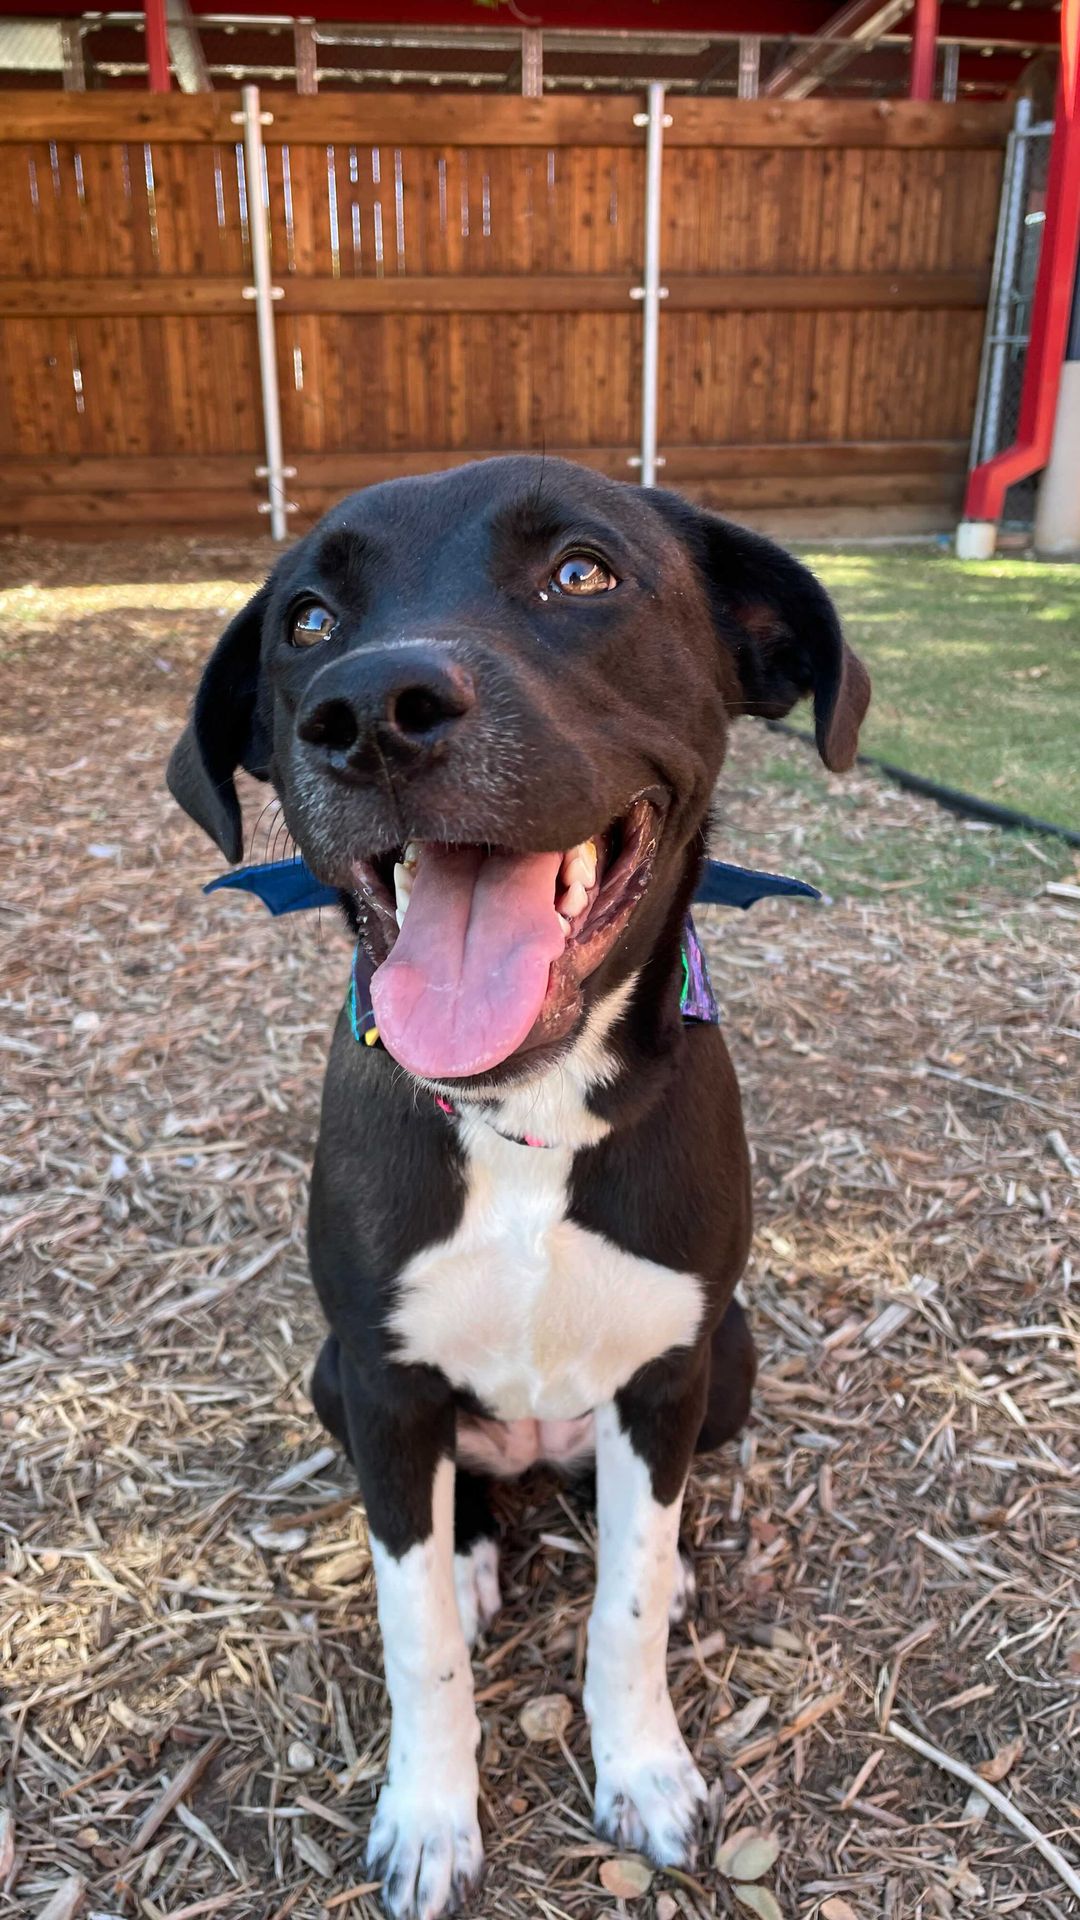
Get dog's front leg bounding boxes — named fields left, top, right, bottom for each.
left=585, top=1368, right=708, bottom=1868
left=340, top=1350, right=483, bottom=1920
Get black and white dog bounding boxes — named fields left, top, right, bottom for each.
left=168, top=457, right=869, bottom=1920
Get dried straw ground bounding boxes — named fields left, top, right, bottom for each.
left=2, top=537, right=1078, bottom=1920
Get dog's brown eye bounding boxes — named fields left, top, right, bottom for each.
left=289, top=602, right=337, bottom=648
left=551, top=554, right=616, bottom=597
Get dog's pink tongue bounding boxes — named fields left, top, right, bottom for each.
left=370, top=846, right=565, bottom=1079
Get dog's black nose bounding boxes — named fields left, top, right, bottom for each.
left=297, top=649, right=476, bottom=772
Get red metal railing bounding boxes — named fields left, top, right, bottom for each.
left=145, top=0, right=170, bottom=90
left=963, top=0, right=1080, bottom=521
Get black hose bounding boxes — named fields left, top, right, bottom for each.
left=764, top=721, right=1080, bottom=850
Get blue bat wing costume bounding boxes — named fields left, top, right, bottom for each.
left=207, top=855, right=820, bottom=1042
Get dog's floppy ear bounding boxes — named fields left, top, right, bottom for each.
left=650, top=494, right=870, bottom=771
left=167, top=584, right=273, bottom=863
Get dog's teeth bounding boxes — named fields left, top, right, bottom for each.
left=393, top=861, right=414, bottom=925
left=556, top=911, right=571, bottom=935
left=560, top=880, right=588, bottom=921
left=560, top=839, right=597, bottom=890
left=401, top=841, right=421, bottom=870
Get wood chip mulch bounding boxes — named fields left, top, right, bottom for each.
left=2, top=536, right=1078, bottom=1920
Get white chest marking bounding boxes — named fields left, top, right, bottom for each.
left=389, top=992, right=703, bottom=1423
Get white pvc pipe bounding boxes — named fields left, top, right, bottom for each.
left=955, top=518, right=997, bottom=560
left=639, top=82, right=666, bottom=489
left=242, top=84, right=289, bottom=541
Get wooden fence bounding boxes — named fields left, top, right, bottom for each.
left=0, top=91, right=1011, bottom=536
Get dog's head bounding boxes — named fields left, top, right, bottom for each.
left=169, top=457, right=869, bottom=1086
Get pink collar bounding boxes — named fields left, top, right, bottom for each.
left=433, top=1092, right=551, bottom=1150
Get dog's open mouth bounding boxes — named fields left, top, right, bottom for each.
left=351, top=794, right=663, bottom=1080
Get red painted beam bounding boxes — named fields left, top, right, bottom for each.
left=909, top=0, right=938, bottom=98
left=183, top=0, right=836, bottom=25
left=939, top=6, right=1061, bottom=47
left=180, top=0, right=1062, bottom=39
left=5, top=0, right=1064, bottom=41
left=964, top=0, right=1080, bottom=524
left=144, top=0, right=170, bottom=89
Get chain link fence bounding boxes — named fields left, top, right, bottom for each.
left=969, top=103, right=1053, bottom=528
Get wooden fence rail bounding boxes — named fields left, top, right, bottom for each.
left=0, top=89, right=1010, bottom=536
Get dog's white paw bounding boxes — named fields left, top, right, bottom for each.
left=367, top=1780, right=483, bottom=1920
left=668, top=1549, right=696, bottom=1626
left=453, top=1538, right=501, bottom=1648
left=593, top=1736, right=707, bottom=1868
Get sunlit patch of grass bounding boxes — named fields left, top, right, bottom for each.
left=0, top=580, right=257, bottom=623
left=0, top=578, right=259, bottom=665
left=795, top=549, right=1080, bottom=829
left=755, top=750, right=1075, bottom=916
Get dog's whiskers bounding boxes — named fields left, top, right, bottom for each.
left=247, top=794, right=283, bottom=862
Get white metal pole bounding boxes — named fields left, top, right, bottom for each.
left=239, top=84, right=289, bottom=541
left=638, top=82, right=668, bottom=489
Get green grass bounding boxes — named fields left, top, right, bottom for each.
left=797, top=549, right=1080, bottom=831
left=756, top=751, right=1076, bottom=915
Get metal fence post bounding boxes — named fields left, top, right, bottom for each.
left=236, top=84, right=291, bottom=541
left=631, top=83, right=670, bottom=488
left=969, top=96, right=1033, bottom=472
left=521, top=29, right=543, bottom=97
left=61, top=21, right=86, bottom=89
left=738, top=37, right=761, bottom=100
